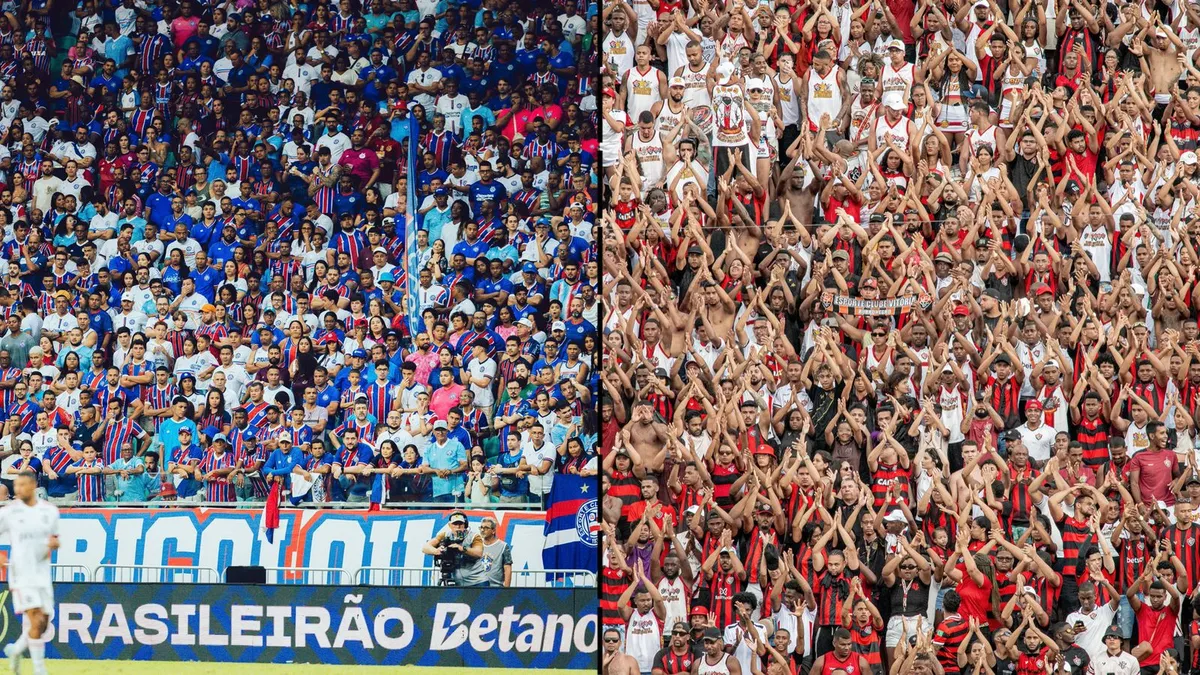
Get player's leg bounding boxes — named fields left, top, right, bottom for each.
left=2, top=610, right=29, bottom=673
left=25, top=599, right=49, bottom=675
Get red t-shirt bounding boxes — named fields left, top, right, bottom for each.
left=954, top=564, right=996, bottom=628
left=1136, top=603, right=1178, bottom=665
left=1129, top=449, right=1178, bottom=506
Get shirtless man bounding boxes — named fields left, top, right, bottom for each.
left=1138, top=19, right=1185, bottom=109
left=622, top=400, right=674, bottom=462
left=603, top=626, right=640, bottom=675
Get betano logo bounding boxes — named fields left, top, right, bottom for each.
left=37, top=601, right=597, bottom=654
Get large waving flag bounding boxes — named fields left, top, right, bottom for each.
left=541, top=474, right=599, bottom=571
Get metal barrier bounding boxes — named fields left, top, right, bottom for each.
left=0, top=564, right=90, bottom=583
left=356, top=567, right=443, bottom=586
left=510, top=569, right=597, bottom=588
left=93, top=564, right=220, bottom=584
left=355, top=566, right=596, bottom=587
left=226, top=567, right=352, bottom=585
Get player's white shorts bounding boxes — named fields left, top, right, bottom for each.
left=10, top=585, right=54, bottom=619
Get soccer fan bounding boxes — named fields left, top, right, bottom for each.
left=600, top=0, right=1200, bottom=670
left=0, top=0, right=598, bottom=510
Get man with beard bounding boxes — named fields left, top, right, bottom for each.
left=618, top=565, right=668, bottom=675
left=690, top=626, right=741, bottom=675
left=652, top=620, right=699, bottom=675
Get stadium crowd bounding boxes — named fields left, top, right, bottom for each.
left=598, top=0, right=1200, bottom=672
left=0, top=0, right=600, bottom=507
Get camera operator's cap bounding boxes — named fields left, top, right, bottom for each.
left=449, top=512, right=468, bottom=525
left=669, top=76, right=685, bottom=88
left=888, top=38, right=905, bottom=51
left=1103, top=626, right=1122, bottom=640
left=433, top=420, right=449, bottom=430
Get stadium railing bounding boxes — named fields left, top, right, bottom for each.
left=60, top=501, right=545, bottom=509
left=354, top=566, right=597, bottom=587
left=222, top=567, right=353, bottom=585
left=92, top=564, right=221, bottom=584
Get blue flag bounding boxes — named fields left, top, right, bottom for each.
left=541, top=474, right=599, bottom=571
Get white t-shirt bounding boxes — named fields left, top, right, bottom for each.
left=0, top=498, right=60, bottom=588
left=520, top=438, right=556, bottom=496
left=466, top=358, right=497, bottom=408
left=1064, top=602, right=1116, bottom=664
left=1017, top=422, right=1056, bottom=463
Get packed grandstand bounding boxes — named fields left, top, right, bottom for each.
left=599, top=0, right=1200, bottom=674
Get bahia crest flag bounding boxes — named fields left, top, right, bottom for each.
left=542, top=474, right=599, bottom=570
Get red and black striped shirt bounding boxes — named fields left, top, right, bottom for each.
left=815, top=571, right=853, bottom=627
left=1007, top=465, right=1040, bottom=528
left=848, top=622, right=883, bottom=675
left=1161, top=524, right=1200, bottom=589
left=1075, top=415, right=1110, bottom=467
left=933, top=614, right=969, bottom=675
left=652, top=647, right=697, bottom=674
left=870, top=463, right=910, bottom=508
left=1118, top=537, right=1151, bottom=592
left=989, top=376, right=1022, bottom=429
left=1057, top=516, right=1092, bottom=578
left=601, top=565, right=629, bottom=626
left=708, top=571, right=744, bottom=630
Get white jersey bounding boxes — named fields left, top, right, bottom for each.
left=603, top=32, right=635, bottom=78
left=676, top=64, right=714, bottom=134
left=806, top=66, right=843, bottom=131
left=656, top=99, right=687, bottom=137
left=625, top=608, right=663, bottom=672
left=1079, top=223, right=1112, bottom=282
left=966, top=125, right=999, bottom=157
left=657, top=576, right=690, bottom=632
left=698, top=653, right=733, bottom=675
left=849, top=98, right=879, bottom=147
left=776, top=74, right=800, bottom=127
left=874, top=115, right=911, bottom=152
left=940, top=384, right=966, bottom=444
left=0, top=497, right=59, bottom=588
left=712, top=83, right=749, bottom=147
left=632, top=130, right=665, bottom=191
left=881, top=61, right=915, bottom=105
left=1034, top=383, right=1070, bottom=433
left=626, top=66, right=663, bottom=124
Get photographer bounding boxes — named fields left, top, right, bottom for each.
left=422, top=510, right=487, bottom=587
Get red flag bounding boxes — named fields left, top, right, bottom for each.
left=263, top=480, right=281, bottom=543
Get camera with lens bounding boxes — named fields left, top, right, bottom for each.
left=436, top=536, right=465, bottom=586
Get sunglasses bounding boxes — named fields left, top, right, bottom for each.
left=899, top=564, right=917, bottom=570
left=673, top=630, right=688, bottom=636
left=603, top=638, right=620, bottom=644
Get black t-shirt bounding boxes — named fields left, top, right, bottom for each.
left=808, top=381, right=844, bottom=436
